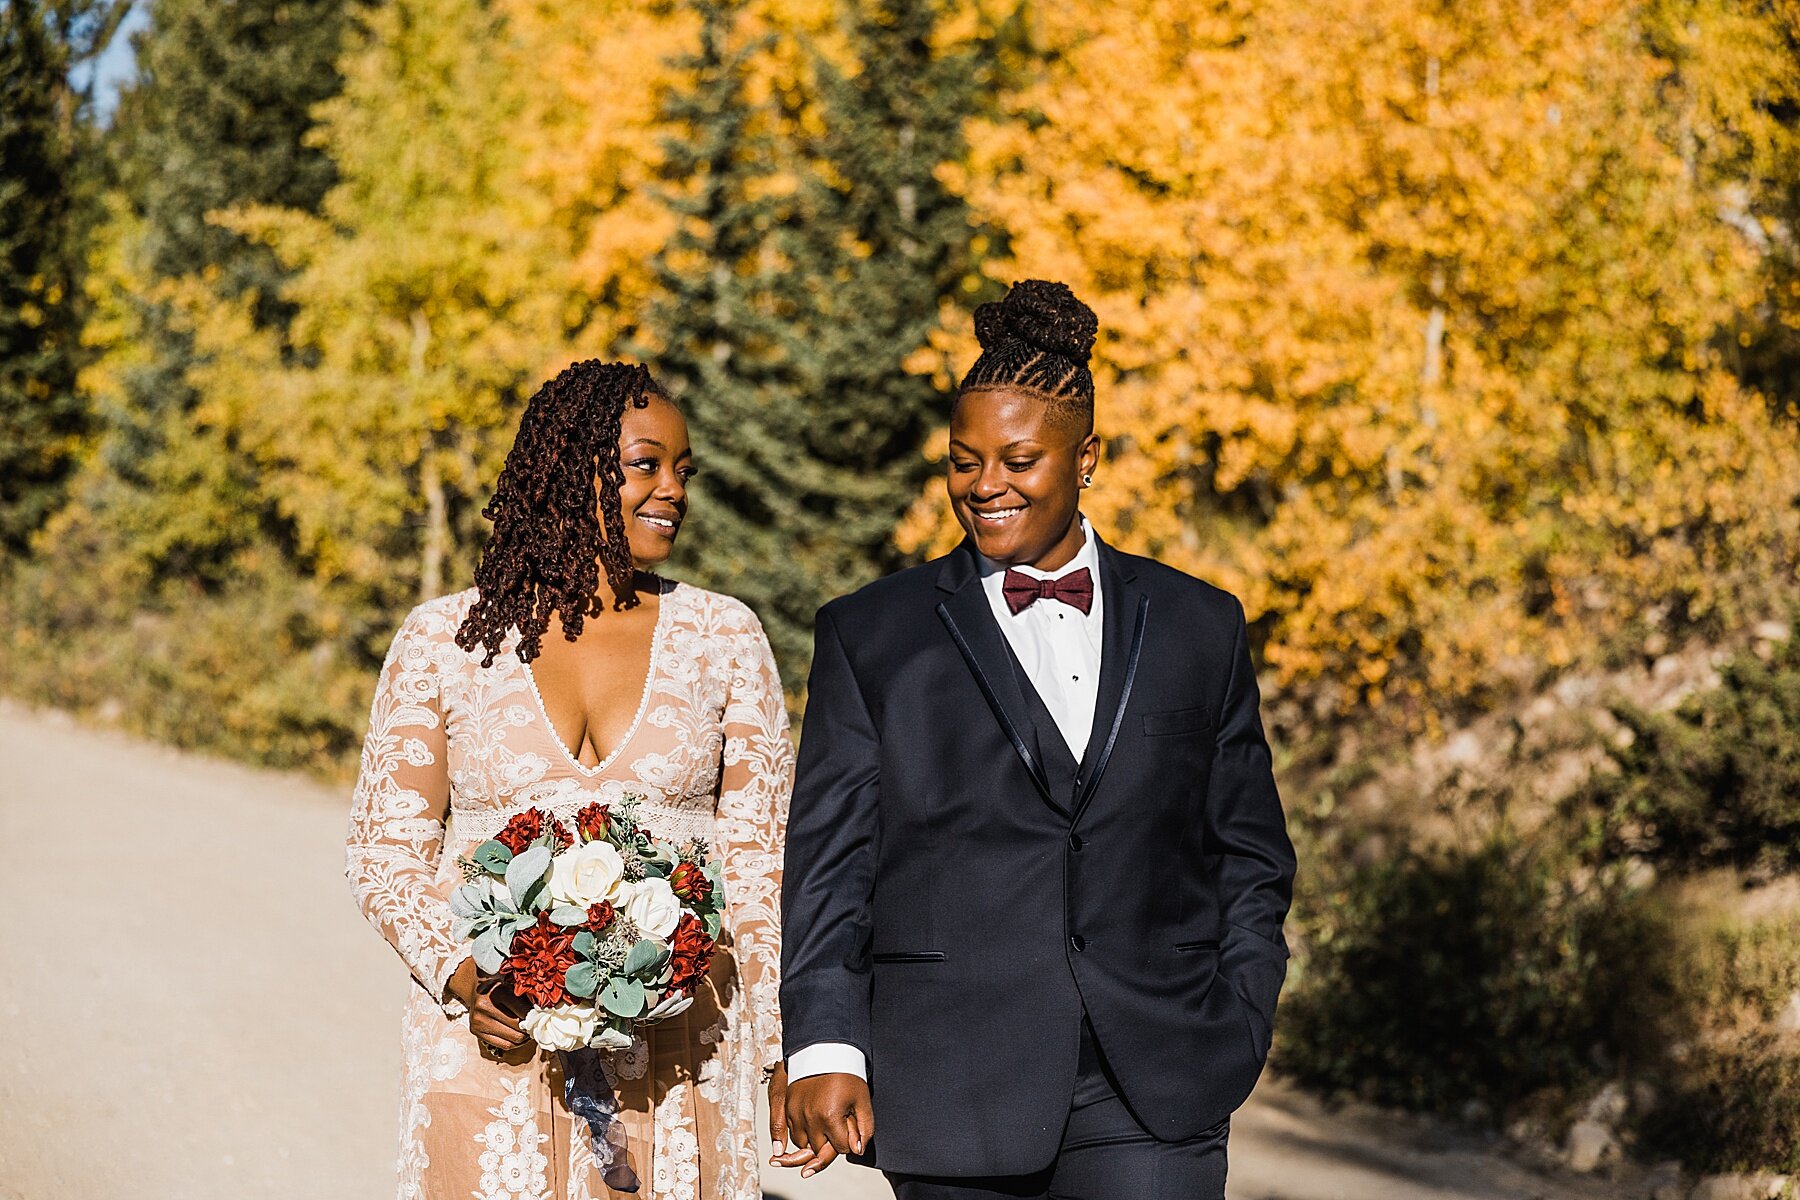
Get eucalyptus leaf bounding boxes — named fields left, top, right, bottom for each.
left=504, top=912, right=538, bottom=934
left=471, top=840, right=513, bottom=873
left=550, top=905, right=589, bottom=927
left=506, top=845, right=552, bottom=909
left=624, top=939, right=665, bottom=977
left=599, top=976, right=647, bottom=1019
left=473, top=927, right=507, bottom=974
left=572, top=931, right=598, bottom=959
left=702, top=912, right=722, bottom=941
left=448, top=884, right=487, bottom=920
left=565, top=962, right=600, bottom=1000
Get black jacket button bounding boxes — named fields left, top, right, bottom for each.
left=1070, top=933, right=1086, bottom=952
left=1068, top=833, right=1084, bottom=852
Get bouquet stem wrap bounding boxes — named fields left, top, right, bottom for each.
left=562, top=1048, right=639, bottom=1193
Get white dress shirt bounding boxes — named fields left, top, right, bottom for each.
left=787, top=520, right=1106, bottom=1085
left=976, top=518, right=1105, bottom=761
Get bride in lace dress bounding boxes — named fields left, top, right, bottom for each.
left=346, top=361, right=793, bottom=1200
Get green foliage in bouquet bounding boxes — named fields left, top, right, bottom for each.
left=448, top=839, right=540, bottom=973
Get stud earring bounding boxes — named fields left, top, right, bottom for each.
left=1081, top=474, right=1093, bottom=487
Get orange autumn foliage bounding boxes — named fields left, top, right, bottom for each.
left=901, top=0, right=1800, bottom=735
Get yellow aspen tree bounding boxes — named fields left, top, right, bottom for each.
left=906, top=0, right=1800, bottom=735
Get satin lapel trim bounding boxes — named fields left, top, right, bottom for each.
left=936, top=586, right=1064, bottom=816
left=1073, top=545, right=1148, bottom=820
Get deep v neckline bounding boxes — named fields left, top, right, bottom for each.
left=517, top=583, right=677, bottom=778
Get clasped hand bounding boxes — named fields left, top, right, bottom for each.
left=451, top=961, right=876, bottom=1176
left=769, top=1069, right=875, bottom=1178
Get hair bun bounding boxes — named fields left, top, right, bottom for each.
left=973, top=279, right=1097, bottom=366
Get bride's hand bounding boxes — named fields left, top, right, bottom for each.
left=445, top=958, right=529, bottom=1057
left=766, top=1062, right=790, bottom=1161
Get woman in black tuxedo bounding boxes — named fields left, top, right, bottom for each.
left=774, top=280, right=1295, bottom=1200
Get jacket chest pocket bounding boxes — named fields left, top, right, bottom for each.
left=1142, top=707, right=1212, bottom=738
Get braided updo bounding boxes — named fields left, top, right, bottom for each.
left=455, top=360, right=661, bottom=667
left=957, top=279, right=1098, bottom=432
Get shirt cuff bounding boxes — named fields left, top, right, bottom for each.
left=788, top=1042, right=868, bottom=1082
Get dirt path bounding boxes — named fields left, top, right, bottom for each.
left=0, top=702, right=1659, bottom=1200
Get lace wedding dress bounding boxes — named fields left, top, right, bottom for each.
left=346, top=581, right=792, bottom=1199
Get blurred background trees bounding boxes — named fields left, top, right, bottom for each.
left=0, top=0, right=130, bottom=549
left=3, top=0, right=1798, bottom=1176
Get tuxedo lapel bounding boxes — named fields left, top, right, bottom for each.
left=1073, top=540, right=1148, bottom=821
left=934, top=544, right=1065, bottom=816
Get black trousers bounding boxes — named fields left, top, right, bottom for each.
left=885, top=1020, right=1229, bottom=1200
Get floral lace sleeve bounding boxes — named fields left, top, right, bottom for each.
left=345, top=602, right=469, bottom=1016
left=715, top=605, right=795, bottom=1070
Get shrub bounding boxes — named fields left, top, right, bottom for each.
left=1280, top=826, right=1673, bottom=1116
left=1642, top=1034, right=1800, bottom=1174
left=1577, top=623, right=1800, bottom=876
left=1634, top=916, right=1800, bottom=1173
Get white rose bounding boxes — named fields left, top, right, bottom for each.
left=521, top=1003, right=599, bottom=1052
left=549, top=840, right=625, bottom=908
left=621, top=876, right=682, bottom=939
left=590, top=1025, right=634, bottom=1052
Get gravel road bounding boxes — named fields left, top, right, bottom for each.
left=0, top=701, right=1657, bottom=1200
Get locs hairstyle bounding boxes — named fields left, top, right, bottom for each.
left=957, top=278, right=1099, bottom=432
left=455, top=360, right=663, bottom=668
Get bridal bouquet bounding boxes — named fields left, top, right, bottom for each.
left=450, top=793, right=724, bottom=1053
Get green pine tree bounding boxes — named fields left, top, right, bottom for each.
left=111, top=0, right=350, bottom=318
left=76, top=0, right=353, bottom=586
left=639, top=0, right=811, bottom=664
left=647, top=0, right=997, bottom=680
left=0, top=0, right=130, bottom=551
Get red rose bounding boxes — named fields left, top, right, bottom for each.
left=575, top=802, right=610, bottom=843
left=666, top=913, right=714, bottom=995
left=585, top=901, right=616, bottom=932
left=496, top=808, right=572, bottom=855
left=670, top=861, right=713, bottom=906
left=495, top=809, right=544, bottom=854
left=503, top=913, right=578, bottom=1008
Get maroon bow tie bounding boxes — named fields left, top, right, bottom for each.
left=1002, top=566, right=1094, bottom=616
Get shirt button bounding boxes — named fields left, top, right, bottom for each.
left=1071, top=674, right=1080, bottom=682
left=1070, top=933, right=1087, bottom=953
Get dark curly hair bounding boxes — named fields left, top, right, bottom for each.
left=455, top=360, right=663, bottom=667
left=957, top=279, right=1098, bottom=433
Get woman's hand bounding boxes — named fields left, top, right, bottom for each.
left=766, top=1061, right=791, bottom=1162
left=445, top=958, right=529, bottom=1058
left=777, top=1072, right=874, bottom=1177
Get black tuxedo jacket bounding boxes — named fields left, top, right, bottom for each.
left=780, top=535, right=1295, bottom=1177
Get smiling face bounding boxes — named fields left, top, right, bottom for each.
left=947, top=386, right=1100, bottom=570
left=611, top=393, right=693, bottom=569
